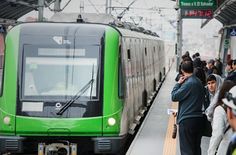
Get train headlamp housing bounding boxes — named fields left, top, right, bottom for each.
left=3, top=116, right=11, bottom=125
left=108, top=117, right=116, bottom=126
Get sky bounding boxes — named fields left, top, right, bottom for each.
left=20, top=0, right=223, bottom=60
left=21, top=0, right=178, bottom=39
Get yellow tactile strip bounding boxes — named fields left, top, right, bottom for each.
left=162, top=102, right=178, bottom=155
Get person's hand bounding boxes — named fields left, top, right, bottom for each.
left=178, top=75, right=187, bottom=84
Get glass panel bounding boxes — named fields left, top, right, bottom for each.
left=22, top=45, right=100, bottom=100
left=0, top=33, right=5, bottom=94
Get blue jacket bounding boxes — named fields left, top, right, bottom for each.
left=171, top=75, right=205, bottom=124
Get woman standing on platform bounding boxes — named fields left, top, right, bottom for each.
left=207, top=80, right=235, bottom=155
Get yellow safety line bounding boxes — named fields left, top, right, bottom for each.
left=162, top=102, right=178, bottom=155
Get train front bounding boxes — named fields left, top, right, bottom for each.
left=0, top=23, right=124, bottom=154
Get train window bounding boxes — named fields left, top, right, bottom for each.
left=127, top=49, right=131, bottom=60
left=0, top=32, right=5, bottom=95
left=21, top=45, right=100, bottom=101
left=145, top=47, right=147, bottom=56
left=153, top=47, right=155, bottom=53
left=118, top=46, right=124, bottom=98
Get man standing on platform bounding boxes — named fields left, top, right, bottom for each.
left=225, top=59, right=236, bottom=84
left=171, top=60, right=205, bottom=155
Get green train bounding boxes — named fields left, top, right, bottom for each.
left=0, top=22, right=166, bottom=154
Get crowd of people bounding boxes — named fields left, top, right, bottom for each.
left=171, top=51, right=236, bottom=155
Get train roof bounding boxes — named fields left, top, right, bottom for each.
left=50, top=13, right=161, bottom=40
left=13, top=21, right=162, bottom=42
left=115, top=27, right=162, bottom=41
left=15, top=22, right=106, bottom=37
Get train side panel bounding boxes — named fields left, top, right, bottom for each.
left=102, top=27, right=123, bottom=135
left=0, top=26, right=20, bottom=135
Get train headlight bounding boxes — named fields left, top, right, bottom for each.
left=3, top=116, right=11, bottom=125
left=108, top=117, right=116, bottom=126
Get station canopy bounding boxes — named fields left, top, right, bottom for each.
left=214, top=0, right=236, bottom=24
left=0, top=0, right=54, bottom=21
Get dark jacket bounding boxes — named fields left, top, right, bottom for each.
left=207, top=66, right=219, bottom=76
left=193, top=57, right=202, bottom=68
left=225, top=71, right=236, bottom=84
left=171, top=75, right=205, bottom=124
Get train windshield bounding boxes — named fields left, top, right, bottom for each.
left=21, top=45, right=100, bottom=101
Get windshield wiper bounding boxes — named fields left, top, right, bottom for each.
left=56, top=78, right=94, bottom=115
left=57, top=64, right=95, bottom=115
left=90, top=64, right=95, bottom=100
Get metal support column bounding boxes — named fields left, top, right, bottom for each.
left=219, top=28, right=230, bottom=76
left=109, top=0, right=112, bottom=14
left=38, top=0, right=45, bottom=21
left=219, top=28, right=228, bottom=62
left=54, top=0, right=61, bottom=12
left=105, top=0, right=109, bottom=14
left=80, top=1, right=84, bottom=13
left=105, top=0, right=112, bottom=14
left=176, top=9, right=183, bottom=71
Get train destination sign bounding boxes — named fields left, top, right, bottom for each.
left=181, top=9, right=213, bottom=19
left=179, top=0, right=216, bottom=9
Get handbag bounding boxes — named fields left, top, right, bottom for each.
left=202, top=114, right=212, bottom=137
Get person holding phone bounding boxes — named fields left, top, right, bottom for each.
left=171, top=60, right=205, bottom=155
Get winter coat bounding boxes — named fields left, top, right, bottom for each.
left=208, top=105, right=232, bottom=155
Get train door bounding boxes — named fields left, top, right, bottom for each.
left=142, top=40, right=148, bottom=106
left=125, top=38, right=135, bottom=124
left=160, top=42, right=165, bottom=77
left=157, top=42, right=162, bottom=82
left=119, top=38, right=130, bottom=135
left=146, top=42, right=151, bottom=98
left=130, top=38, right=138, bottom=118
left=136, top=39, right=143, bottom=109
left=138, top=39, right=144, bottom=107
left=133, top=39, right=140, bottom=116
left=154, top=42, right=160, bottom=84
left=151, top=42, right=156, bottom=91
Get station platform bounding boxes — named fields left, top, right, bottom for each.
left=126, top=65, right=210, bottom=155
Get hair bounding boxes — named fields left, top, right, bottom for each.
left=226, top=59, right=233, bottom=70
left=208, top=59, right=215, bottom=65
left=181, top=60, right=193, bottom=73
left=202, top=60, right=207, bottom=66
left=207, top=74, right=216, bottom=82
left=215, top=80, right=236, bottom=109
left=233, top=59, right=236, bottom=66
left=194, top=67, right=206, bottom=85
left=185, top=51, right=190, bottom=57
left=195, top=52, right=200, bottom=57
left=182, top=54, right=190, bottom=60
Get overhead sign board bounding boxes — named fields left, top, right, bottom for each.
left=179, top=0, right=216, bottom=9
left=181, top=9, right=213, bottom=19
